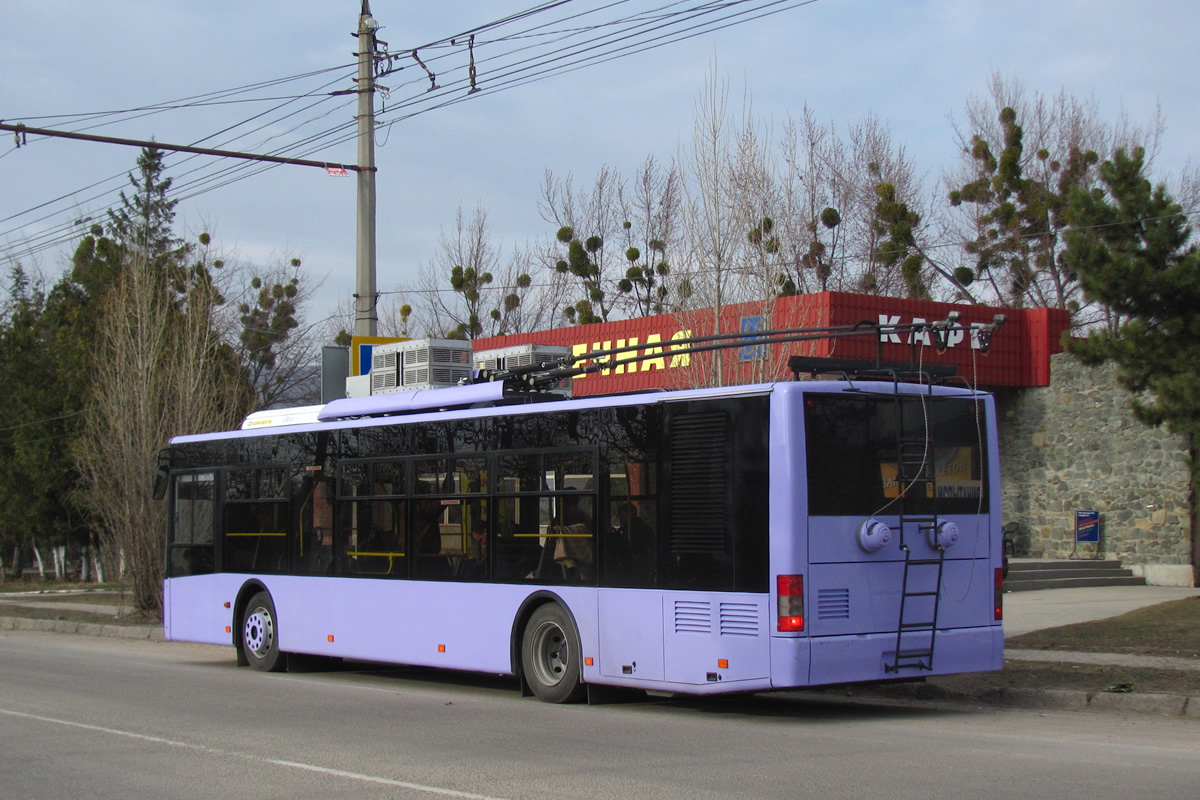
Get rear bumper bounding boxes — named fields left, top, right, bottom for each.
left=771, top=625, right=1003, bottom=688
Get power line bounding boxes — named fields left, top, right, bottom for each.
left=7, top=64, right=357, bottom=129
left=1, top=1, right=821, bottom=266
left=0, top=78, right=358, bottom=259
left=200, top=1, right=818, bottom=178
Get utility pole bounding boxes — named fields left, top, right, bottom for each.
left=355, top=0, right=379, bottom=337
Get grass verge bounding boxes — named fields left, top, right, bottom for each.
left=0, top=580, right=151, bottom=624
left=1005, top=596, right=1200, bottom=658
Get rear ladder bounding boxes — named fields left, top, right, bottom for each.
left=887, top=390, right=945, bottom=673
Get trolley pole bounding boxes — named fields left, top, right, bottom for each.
left=355, top=0, right=379, bottom=337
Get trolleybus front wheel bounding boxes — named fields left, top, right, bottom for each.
left=242, top=591, right=287, bottom=672
left=521, top=603, right=586, bottom=703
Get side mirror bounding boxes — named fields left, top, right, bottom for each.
left=152, top=449, right=171, bottom=501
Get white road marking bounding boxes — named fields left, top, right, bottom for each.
left=0, top=706, right=510, bottom=800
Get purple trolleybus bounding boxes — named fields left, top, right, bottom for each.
left=161, top=375, right=1004, bottom=702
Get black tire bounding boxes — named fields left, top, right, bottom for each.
left=521, top=603, right=586, bottom=703
left=241, top=591, right=287, bottom=672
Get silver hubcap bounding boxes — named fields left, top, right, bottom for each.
left=244, top=606, right=274, bottom=658
left=530, top=621, right=569, bottom=687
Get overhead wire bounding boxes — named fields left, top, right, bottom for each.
left=8, top=63, right=357, bottom=130
left=197, top=1, right=816, bottom=177
left=375, top=0, right=817, bottom=126
left=142, top=5, right=750, bottom=213
left=2, top=70, right=359, bottom=260
left=2, top=1, right=818, bottom=266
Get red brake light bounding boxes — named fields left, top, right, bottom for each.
left=994, top=567, right=1004, bottom=621
left=777, top=574, right=804, bottom=632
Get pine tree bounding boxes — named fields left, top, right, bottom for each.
left=1064, top=147, right=1200, bottom=434
left=107, top=145, right=190, bottom=271
left=0, top=269, right=87, bottom=577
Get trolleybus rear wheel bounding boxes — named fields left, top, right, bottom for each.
left=521, top=603, right=586, bottom=703
left=242, top=591, right=287, bottom=672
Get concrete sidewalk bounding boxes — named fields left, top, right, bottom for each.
left=1001, top=583, right=1198, bottom=637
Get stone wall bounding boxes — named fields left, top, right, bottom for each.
left=996, top=352, right=1195, bottom=581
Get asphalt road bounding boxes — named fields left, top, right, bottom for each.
left=2, top=630, right=1199, bottom=800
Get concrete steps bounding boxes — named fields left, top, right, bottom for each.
left=1004, top=559, right=1146, bottom=592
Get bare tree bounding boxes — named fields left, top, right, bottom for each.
left=224, top=252, right=322, bottom=408
left=614, top=155, right=682, bottom=317
left=540, top=166, right=629, bottom=323
left=945, top=72, right=1164, bottom=320
left=673, top=68, right=798, bottom=387
left=776, top=108, right=850, bottom=295
left=415, top=203, right=502, bottom=338
left=76, top=248, right=250, bottom=613
left=413, top=204, right=547, bottom=339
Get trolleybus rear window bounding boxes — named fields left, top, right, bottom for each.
left=804, top=393, right=989, bottom=517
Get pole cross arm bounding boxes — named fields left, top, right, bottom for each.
left=0, top=122, right=364, bottom=173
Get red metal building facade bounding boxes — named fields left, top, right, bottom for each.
left=474, top=292, right=1070, bottom=395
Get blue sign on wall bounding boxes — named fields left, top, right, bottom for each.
left=1075, top=510, right=1100, bottom=543
left=739, top=315, right=766, bottom=361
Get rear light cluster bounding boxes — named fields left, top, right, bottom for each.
left=777, top=574, right=804, bottom=632
left=994, top=567, right=1004, bottom=621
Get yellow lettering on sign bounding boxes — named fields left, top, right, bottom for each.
left=569, top=329, right=692, bottom=378
left=571, top=342, right=590, bottom=380
left=615, top=338, right=639, bottom=374
left=669, top=329, right=692, bottom=367
left=641, top=334, right=665, bottom=371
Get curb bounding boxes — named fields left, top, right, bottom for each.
left=992, top=686, right=1196, bottom=717
left=0, top=614, right=164, bottom=642
left=845, top=679, right=1197, bottom=718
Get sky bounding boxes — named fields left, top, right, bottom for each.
left=3, top=0, right=1198, bottom=332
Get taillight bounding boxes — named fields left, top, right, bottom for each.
left=994, top=567, right=1004, bottom=621
left=777, top=574, right=804, bottom=632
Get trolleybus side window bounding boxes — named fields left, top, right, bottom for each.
left=493, top=452, right=545, bottom=581
left=222, top=467, right=290, bottom=574
left=296, top=476, right=335, bottom=575
left=337, top=459, right=407, bottom=578
left=601, top=404, right=662, bottom=588
left=495, top=448, right=598, bottom=585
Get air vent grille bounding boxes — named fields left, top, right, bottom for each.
left=673, top=599, right=711, bottom=634
left=669, top=411, right=728, bottom=553
left=719, top=602, right=759, bottom=637
left=817, top=588, right=850, bottom=620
